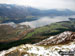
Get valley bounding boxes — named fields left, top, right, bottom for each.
left=0, top=20, right=75, bottom=51
left=0, top=3, right=75, bottom=56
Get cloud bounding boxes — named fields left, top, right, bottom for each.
left=0, top=0, right=75, bottom=11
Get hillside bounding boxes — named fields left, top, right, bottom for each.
left=24, top=21, right=75, bottom=42
left=0, top=31, right=75, bottom=56
left=35, top=31, right=75, bottom=45
left=0, top=23, right=30, bottom=43
left=0, top=21, right=75, bottom=51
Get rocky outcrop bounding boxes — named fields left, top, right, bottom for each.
left=0, top=42, right=75, bottom=56
left=35, top=31, right=75, bottom=45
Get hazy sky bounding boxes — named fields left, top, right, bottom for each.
left=0, top=0, right=75, bottom=10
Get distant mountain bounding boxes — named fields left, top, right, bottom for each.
left=0, top=4, right=75, bottom=23
left=0, top=4, right=40, bottom=23
left=40, top=9, right=75, bottom=16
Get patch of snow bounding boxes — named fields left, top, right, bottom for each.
left=0, top=42, right=75, bottom=56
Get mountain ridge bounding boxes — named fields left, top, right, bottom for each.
left=35, top=31, right=75, bottom=45
left=0, top=4, right=75, bottom=23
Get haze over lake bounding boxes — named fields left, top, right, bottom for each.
left=20, top=16, right=74, bottom=28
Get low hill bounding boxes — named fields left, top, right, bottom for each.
left=0, top=23, right=30, bottom=43
left=24, top=21, right=75, bottom=42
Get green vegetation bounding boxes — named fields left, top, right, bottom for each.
left=25, top=21, right=75, bottom=38
left=0, top=21, right=75, bottom=51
